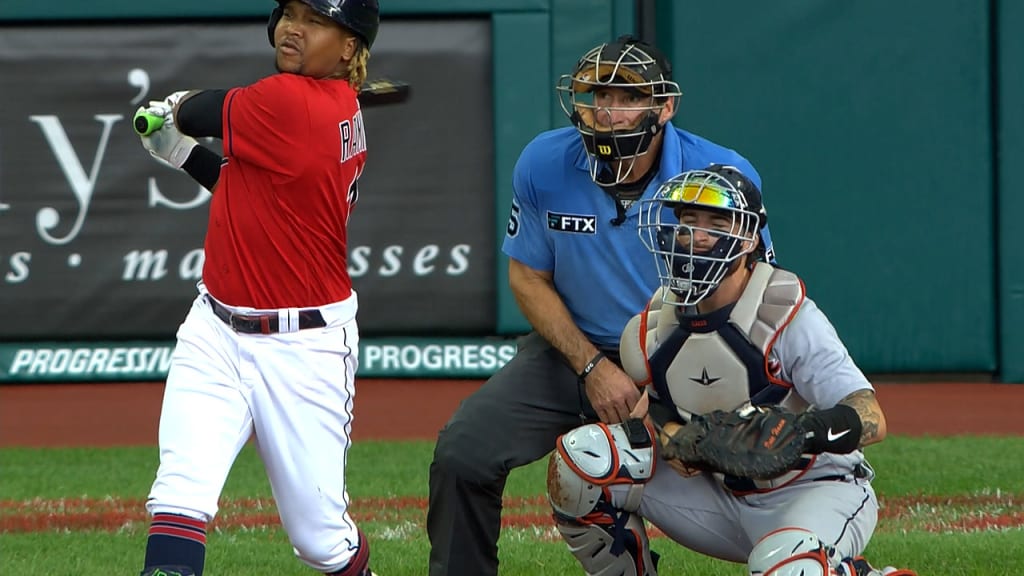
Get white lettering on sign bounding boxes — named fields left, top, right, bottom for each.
left=8, top=346, right=174, bottom=376
left=360, top=343, right=517, bottom=373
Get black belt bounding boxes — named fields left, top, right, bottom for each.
left=813, top=463, right=872, bottom=484
left=206, top=295, right=326, bottom=334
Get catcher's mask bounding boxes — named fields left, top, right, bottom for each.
left=268, top=0, right=380, bottom=49
left=638, top=164, right=767, bottom=306
left=556, top=35, right=681, bottom=187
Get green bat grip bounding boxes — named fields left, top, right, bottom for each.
left=133, top=111, right=165, bottom=136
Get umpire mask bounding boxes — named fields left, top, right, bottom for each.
left=638, top=165, right=766, bottom=306
left=557, top=36, right=681, bottom=187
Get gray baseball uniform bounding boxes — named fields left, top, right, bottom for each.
left=613, top=268, right=878, bottom=564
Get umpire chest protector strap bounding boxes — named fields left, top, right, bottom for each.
left=620, top=263, right=805, bottom=421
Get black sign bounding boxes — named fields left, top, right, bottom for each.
left=0, top=20, right=495, bottom=338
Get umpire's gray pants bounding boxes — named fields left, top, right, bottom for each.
left=427, top=332, right=603, bottom=576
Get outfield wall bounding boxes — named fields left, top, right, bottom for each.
left=1, top=1, right=1020, bottom=381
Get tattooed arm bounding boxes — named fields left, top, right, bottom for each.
left=838, top=388, right=888, bottom=447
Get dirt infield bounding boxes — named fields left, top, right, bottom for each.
left=0, top=379, right=1022, bottom=447
left=7, top=492, right=1022, bottom=534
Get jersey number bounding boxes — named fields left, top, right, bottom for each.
left=348, top=164, right=363, bottom=208
left=345, top=166, right=362, bottom=225
left=506, top=199, right=521, bottom=237
left=348, top=177, right=359, bottom=207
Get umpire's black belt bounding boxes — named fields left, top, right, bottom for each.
left=206, top=295, right=326, bottom=335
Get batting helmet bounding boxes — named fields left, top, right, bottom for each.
left=638, top=164, right=766, bottom=306
left=556, top=35, right=681, bottom=186
left=268, top=0, right=380, bottom=49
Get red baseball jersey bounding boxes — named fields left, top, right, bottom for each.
left=203, top=73, right=366, bottom=308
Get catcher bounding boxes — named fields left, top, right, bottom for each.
left=545, top=164, right=916, bottom=576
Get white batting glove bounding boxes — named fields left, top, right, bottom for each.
left=145, top=100, right=174, bottom=125
left=142, top=90, right=191, bottom=125
left=161, top=90, right=191, bottom=112
left=137, top=106, right=198, bottom=169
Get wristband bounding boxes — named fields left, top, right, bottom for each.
left=800, top=404, right=863, bottom=454
left=577, top=351, right=607, bottom=383
left=182, top=146, right=223, bottom=192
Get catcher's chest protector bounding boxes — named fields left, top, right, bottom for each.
left=620, top=263, right=805, bottom=421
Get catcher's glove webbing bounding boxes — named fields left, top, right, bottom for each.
left=657, top=405, right=808, bottom=480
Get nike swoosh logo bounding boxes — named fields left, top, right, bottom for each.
left=827, top=428, right=851, bottom=442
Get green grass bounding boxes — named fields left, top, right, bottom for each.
left=2, top=436, right=1023, bottom=575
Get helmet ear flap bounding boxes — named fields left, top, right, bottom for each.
left=267, top=5, right=283, bottom=47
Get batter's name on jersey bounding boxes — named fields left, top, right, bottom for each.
left=547, top=211, right=597, bottom=234
left=340, top=109, right=367, bottom=162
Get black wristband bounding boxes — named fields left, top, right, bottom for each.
left=800, top=404, right=863, bottom=454
left=177, top=89, right=227, bottom=139
left=182, top=145, right=223, bottom=192
left=577, top=351, right=607, bottom=383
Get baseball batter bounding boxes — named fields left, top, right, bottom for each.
left=546, top=165, right=915, bottom=575
left=132, top=1, right=379, bottom=575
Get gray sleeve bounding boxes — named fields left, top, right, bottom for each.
left=773, top=297, right=873, bottom=409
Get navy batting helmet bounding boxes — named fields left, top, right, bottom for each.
left=268, top=0, right=380, bottom=49
left=639, top=164, right=767, bottom=306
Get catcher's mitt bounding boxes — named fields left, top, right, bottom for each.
left=658, top=404, right=808, bottom=479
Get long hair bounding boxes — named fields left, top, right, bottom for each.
left=346, top=44, right=370, bottom=90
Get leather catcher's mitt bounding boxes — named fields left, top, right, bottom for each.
left=658, top=404, right=808, bottom=479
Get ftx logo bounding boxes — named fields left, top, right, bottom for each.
left=547, top=211, right=597, bottom=234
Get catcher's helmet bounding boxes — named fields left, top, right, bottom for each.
left=556, top=35, right=681, bottom=186
left=268, top=0, right=380, bottom=49
left=638, top=164, right=766, bottom=306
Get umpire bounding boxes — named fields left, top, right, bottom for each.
left=426, top=36, right=775, bottom=575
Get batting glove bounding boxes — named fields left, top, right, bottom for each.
left=161, top=89, right=191, bottom=113
left=142, top=90, right=191, bottom=125
left=137, top=106, right=198, bottom=169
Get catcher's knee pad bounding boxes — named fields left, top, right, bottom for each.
left=547, top=419, right=656, bottom=518
left=556, top=512, right=659, bottom=576
left=748, top=528, right=832, bottom=576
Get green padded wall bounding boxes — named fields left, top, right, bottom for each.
left=659, top=1, right=995, bottom=373
left=4, top=0, right=1012, bottom=378
left=998, top=0, right=1024, bottom=383
left=0, top=0, right=549, bottom=19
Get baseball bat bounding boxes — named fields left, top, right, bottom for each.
left=133, top=78, right=411, bottom=137
left=358, top=78, right=412, bottom=107
left=134, top=110, right=165, bottom=137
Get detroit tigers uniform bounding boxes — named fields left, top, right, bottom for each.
left=145, top=72, right=369, bottom=574
left=427, top=124, right=773, bottom=575
left=609, top=266, right=879, bottom=566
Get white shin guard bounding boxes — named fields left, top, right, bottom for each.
left=556, top=512, right=658, bottom=576
left=548, top=421, right=658, bottom=576
left=748, top=528, right=832, bottom=576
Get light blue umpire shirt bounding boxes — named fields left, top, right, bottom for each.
left=502, top=125, right=774, bottom=348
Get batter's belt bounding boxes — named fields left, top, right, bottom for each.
left=206, top=295, right=327, bottom=334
